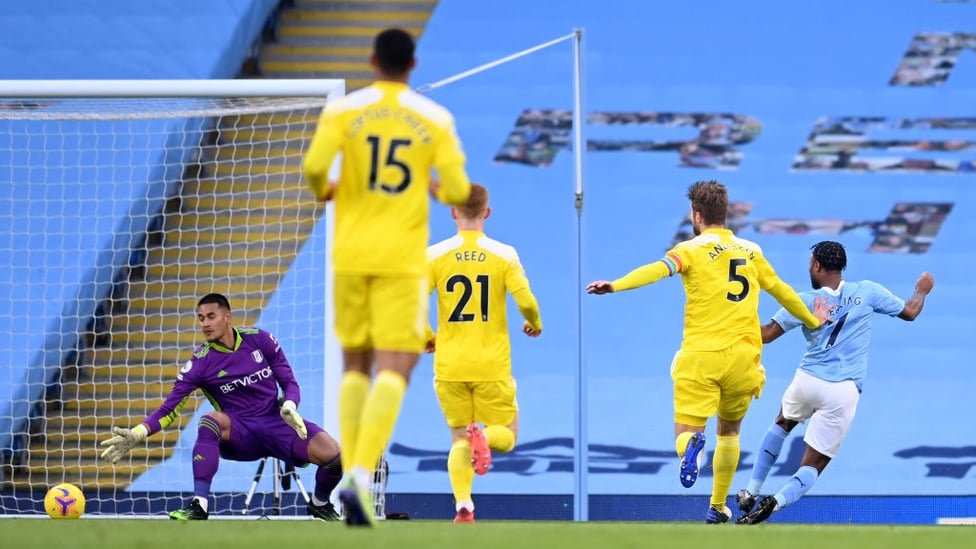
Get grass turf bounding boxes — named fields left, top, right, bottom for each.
left=3, top=519, right=975, bottom=549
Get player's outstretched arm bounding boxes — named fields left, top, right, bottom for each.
left=99, top=424, right=148, bottom=464
left=588, top=257, right=676, bottom=295
left=100, top=368, right=198, bottom=463
left=585, top=280, right=614, bottom=294
left=898, top=272, right=934, bottom=321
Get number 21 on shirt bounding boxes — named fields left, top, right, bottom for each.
left=447, top=274, right=489, bottom=322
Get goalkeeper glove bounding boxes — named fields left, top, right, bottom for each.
left=280, top=400, right=308, bottom=440
left=99, top=424, right=148, bottom=463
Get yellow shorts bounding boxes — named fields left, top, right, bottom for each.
left=670, top=337, right=765, bottom=426
left=333, top=273, right=427, bottom=353
left=433, top=378, right=518, bottom=428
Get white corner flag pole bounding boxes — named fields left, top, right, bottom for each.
left=571, top=27, right=588, bottom=523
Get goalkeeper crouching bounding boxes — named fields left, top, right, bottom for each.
left=100, top=293, right=343, bottom=521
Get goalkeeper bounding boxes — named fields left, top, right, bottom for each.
left=100, top=293, right=343, bottom=521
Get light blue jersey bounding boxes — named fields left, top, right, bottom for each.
left=771, top=280, right=905, bottom=391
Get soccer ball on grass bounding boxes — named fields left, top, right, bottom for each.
left=44, top=483, right=85, bottom=519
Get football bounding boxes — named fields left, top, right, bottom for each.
left=44, top=483, right=85, bottom=519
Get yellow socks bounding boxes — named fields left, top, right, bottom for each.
left=338, top=371, right=370, bottom=471
left=484, top=425, right=516, bottom=453
left=448, top=439, right=474, bottom=506
left=351, top=370, right=407, bottom=474
left=675, top=431, right=694, bottom=457
left=711, top=434, right=740, bottom=508
left=448, top=426, right=514, bottom=510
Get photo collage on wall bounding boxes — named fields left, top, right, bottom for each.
left=493, top=109, right=572, bottom=167
left=889, top=32, right=976, bottom=86
left=585, top=111, right=761, bottom=169
left=792, top=116, right=976, bottom=173
left=493, top=110, right=762, bottom=169
left=668, top=202, right=953, bottom=254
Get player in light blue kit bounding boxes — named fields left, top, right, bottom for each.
left=99, top=293, right=343, bottom=521
left=736, top=241, right=934, bottom=524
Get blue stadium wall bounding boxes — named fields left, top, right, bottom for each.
left=0, top=0, right=290, bottom=466
left=3, top=0, right=976, bottom=524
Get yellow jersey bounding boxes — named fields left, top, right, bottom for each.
left=302, top=81, right=471, bottom=275
left=427, top=230, right=542, bottom=381
left=612, top=228, right=819, bottom=351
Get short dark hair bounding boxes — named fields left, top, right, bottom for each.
left=374, top=28, right=415, bottom=76
left=197, top=293, right=231, bottom=311
left=686, top=180, right=729, bottom=226
left=811, top=241, right=847, bottom=272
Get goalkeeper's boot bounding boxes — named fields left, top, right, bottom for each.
left=737, top=488, right=757, bottom=513
left=467, top=423, right=492, bottom=476
left=169, top=498, right=208, bottom=521
left=679, top=432, right=706, bottom=488
left=735, top=496, right=777, bottom=525
left=453, top=507, right=475, bottom=524
left=704, top=505, right=732, bottom=524
left=307, top=500, right=341, bottom=521
left=338, top=476, right=376, bottom=527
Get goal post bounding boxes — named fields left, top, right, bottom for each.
left=0, top=79, right=345, bottom=516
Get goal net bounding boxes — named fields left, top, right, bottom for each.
left=0, top=79, right=346, bottom=517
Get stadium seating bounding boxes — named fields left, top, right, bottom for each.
left=258, top=0, right=435, bottom=91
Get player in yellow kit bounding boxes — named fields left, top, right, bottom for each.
left=302, top=28, right=472, bottom=527
left=586, top=180, right=831, bottom=524
left=426, top=184, right=542, bottom=524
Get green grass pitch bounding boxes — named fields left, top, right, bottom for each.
left=3, top=519, right=974, bottom=549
